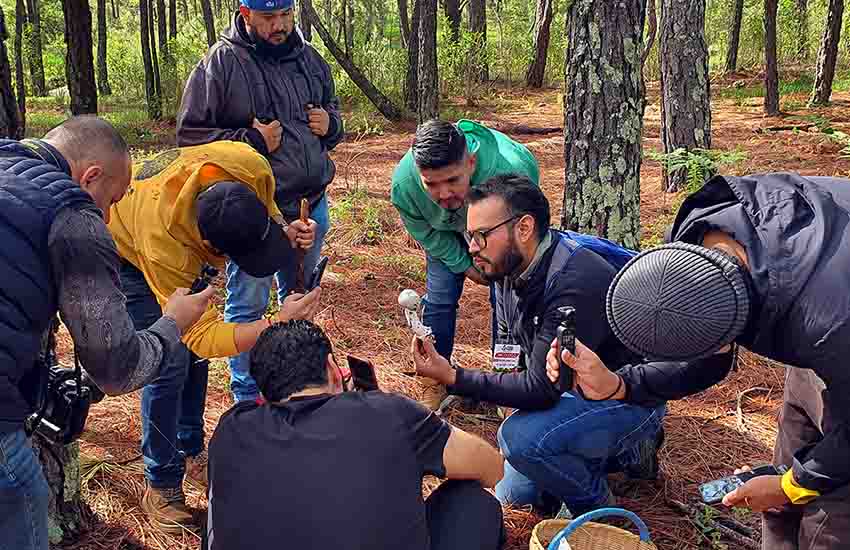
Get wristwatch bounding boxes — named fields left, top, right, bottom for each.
left=781, top=469, right=820, bottom=505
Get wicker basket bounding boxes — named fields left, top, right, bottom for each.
left=529, top=507, right=657, bottom=550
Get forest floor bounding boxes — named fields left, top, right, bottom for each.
left=45, top=71, right=850, bottom=550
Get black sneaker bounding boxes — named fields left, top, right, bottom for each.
left=625, top=426, right=665, bottom=480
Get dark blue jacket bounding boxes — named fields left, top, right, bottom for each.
left=0, top=139, right=97, bottom=434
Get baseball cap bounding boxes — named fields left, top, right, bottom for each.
left=240, top=0, right=294, bottom=11
left=606, top=242, right=751, bottom=361
left=197, top=181, right=294, bottom=278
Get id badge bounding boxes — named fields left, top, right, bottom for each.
left=493, top=343, right=522, bottom=372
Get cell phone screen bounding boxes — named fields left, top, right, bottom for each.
left=307, top=256, right=329, bottom=291
left=347, top=355, right=379, bottom=392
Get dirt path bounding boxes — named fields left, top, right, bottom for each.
left=64, top=83, right=850, bottom=550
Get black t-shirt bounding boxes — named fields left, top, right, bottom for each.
left=207, top=391, right=452, bottom=550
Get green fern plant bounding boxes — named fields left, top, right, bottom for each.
left=648, top=148, right=748, bottom=193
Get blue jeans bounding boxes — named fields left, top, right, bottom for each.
left=225, top=194, right=330, bottom=402
left=423, top=250, right=496, bottom=361
left=0, top=429, right=49, bottom=550
left=120, top=261, right=208, bottom=489
left=495, top=393, right=665, bottom=516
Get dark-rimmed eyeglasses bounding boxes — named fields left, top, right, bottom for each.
left=465, top=215, right=520, bottom=249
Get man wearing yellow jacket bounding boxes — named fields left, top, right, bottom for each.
left=108, top=141, right=320, bottom=533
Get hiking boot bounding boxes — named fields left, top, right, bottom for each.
left=556, top=489, right=616, bottom=520
left=419, top=378, right=447, bottom=411
left=625, top=426, right=665, bottom=480
left=185, top=451, right=208, bottom=488
left=142, top=485, right=196, bottom=535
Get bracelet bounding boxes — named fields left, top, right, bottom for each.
left=597, top=375, right=624, bottom=401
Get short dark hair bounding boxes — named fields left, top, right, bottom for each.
left=249, top=320, right=332, bottom=402
left=411, top=120, right=467, bottom=170
left=43, top=115, right=129, bottom=165
left=467, top=173, right=550, bottom=241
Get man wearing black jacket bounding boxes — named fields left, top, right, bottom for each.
left=553, top=173, right=850, bottom=550
left=412, top=174, right=665, bottom=517
left=176, top=0, right=344, bottom=403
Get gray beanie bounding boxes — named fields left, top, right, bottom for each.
left=606, top=243, right=751, bottom=361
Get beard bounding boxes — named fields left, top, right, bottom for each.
left=249, top=26, right=297, bottom=59
left=474, top=237, right=524, bottom=283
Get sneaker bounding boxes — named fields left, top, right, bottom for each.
left=141, top=485, right=196, bottom=535
left=625, top=426, right=665, bottom=480
left=419, top=378, right=448, bottom=411
left=185, top=451, right=208, bottom=488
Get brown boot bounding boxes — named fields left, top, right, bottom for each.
left=141, top=485, right=196, bottom=535
left=419, top=377, right=447, bottom=411
left=185, top=451, right=209, bottom=488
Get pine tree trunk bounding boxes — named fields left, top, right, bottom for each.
left=25, top=0, right=45, bottom=96
left=299, top=0, right=313, bottom=41
left=467, top=0, right=487, bottom=81
left=0, top=6, right=21, bottom=139
left=96, top=0, right=110, bottom=95
left=809, top=0, right=843, bottom=106
left=32, top=438, right=89, bottom=545
left=200, top=0, right=216, bottom=46
left=444, top=0, right=460, bottom=43
left=795, top=0, right=808, bottom=61
left=562, top=0, right=645, bottom=250
left=398, top=0, right=410, bottom=48
left=140, top=0, right=161, bottom=119
left=343, top=0, right=354, bottom=55
left=659, top=0, right=711, bottom=192
left=405, top=0, right=420, bottom=110
left=14, top=0, right=25, bottom=134
left=157, top=0, right=168, bottom=59
left=150, top=3, right=162, bottom=100
left=724, top=0, right=743, bottom=72
left=169, top=0, right=177, bottom=38
left=62, top=0, right=97, bottom=114
left=525, top=0, right=554, bottom=88
left=763, top=0, right=780, bottom=115
left=417, top=0, right=437, bottom=121
left=111, top=0, right=118, bottom=19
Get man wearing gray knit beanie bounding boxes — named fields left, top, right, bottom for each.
left=547, top=172, right=850, bottom=550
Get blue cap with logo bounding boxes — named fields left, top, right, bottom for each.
left=240, top=0, right=294, bottom=10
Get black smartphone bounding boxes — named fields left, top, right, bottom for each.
left=555, top=306, right=575, bottom=393
left=347, top=355, right=379, bottom=391
left=190, top=264, right=219, bottom=294
left=699, top=464, right=787, bottom=504
left=306, top=256, right=329, bottom=292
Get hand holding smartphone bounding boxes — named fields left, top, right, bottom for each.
left=347, top=355, right=379, bottom=391
left=306, top=256, right=329, bottom=292
left=555, top=306, right=576, bottom=393
left=699, top=464, right=788, bottom=504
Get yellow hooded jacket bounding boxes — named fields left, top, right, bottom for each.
left=108, top=141, right=281, bottom=359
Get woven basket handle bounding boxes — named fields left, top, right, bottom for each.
left=547, top=507, right=651, bottom=549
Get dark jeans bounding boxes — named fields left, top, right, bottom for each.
left=0, top=429, right=50, bottom=550
left=120, top=261, right=208, bottom=488
left=762, top=368, right=850, bottom=550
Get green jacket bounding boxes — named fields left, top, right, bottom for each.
left=390, top=120, right=540, bottom=273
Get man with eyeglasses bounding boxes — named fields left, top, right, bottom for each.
left=412, top=174, right=666, bottom=518
left=391, top=119, right=539, bottom=410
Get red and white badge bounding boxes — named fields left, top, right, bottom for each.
left=492, top=343, right=522, bottom=372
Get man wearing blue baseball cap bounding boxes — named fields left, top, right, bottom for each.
left=176, top=0, right=343, bottom=403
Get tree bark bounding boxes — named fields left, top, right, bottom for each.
left=562, top=0, right=645, bottom=251
left=795, top=0, right=808, bottom=61
left=96, top=0, right=110, bottom=95
left=809, top=0, right=843, bottom=106
left=344, top=0, right=354, bottom=55
left=140, top=0, right=161, bottom=119
left=467, top=0, right=487, bottom=81
left=150, top=3, right=162, bottom=100
left=301, top=0, right=403, bottom=119
left=0, top=6, right=21, bottom=139
left=111, top=0, right=118, bottom=19
left=398, top=0, right=410, bottom=47
left=32, top=438, right=89, bottom=545
left=157, top=0, right=169, bottom=59
left=169, top=0, right=177, bottom=38
left=525, top=0, right=554, bottom=88
left=444, top=0, right=460, bottom=43
left=62, top=0, right=97, bottom=114
left=763, top=0, right=779, bottom=115
left=724, top=0, right=743, bottom=72
left=200, top=0, right=216, bottom=46
left=299, top=0, right=313, bottom=41
left=14, top=0, right=25, bottom=135
left=417, top=0, right=437, bottom=121
left=659, top=0, right=711, bottom=192
left=641, top=0, right=656, bottom=67
left=405, top=0, right=421, bottom=109
left=25, top=0, right=45, bottom=96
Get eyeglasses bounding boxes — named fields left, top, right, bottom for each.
left=465, top=215, right=520, bottom=249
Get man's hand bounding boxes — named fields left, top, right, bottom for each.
left=163, top=286, right=217, bottom=334
left=464, top=265, right=488, bottom=286
left=275, top=288, right=322, bottom=323
left=285, top=218, right=317, bottom=250
left=307, top=105, right=330, bottom=137
left=252, top=118, right=282, bottom=152
left=411, top=336, right=456, bottom=385
left=722, top=467, right=789, bottom=512
left=546, top=337, right=623, bottom=400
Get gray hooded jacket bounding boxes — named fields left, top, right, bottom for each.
left=177, top=14, right=344, bottom=218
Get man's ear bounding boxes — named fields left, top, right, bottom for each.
left=78, top=165, right=103, bottom=190
left=516, top=214, right=536, bottom=243
left=238, top=5, right=251, bottom=19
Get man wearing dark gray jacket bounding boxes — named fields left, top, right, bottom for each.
left=176, top=0, right=343, bottom=403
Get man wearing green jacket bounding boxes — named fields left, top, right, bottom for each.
left=391, top=119, right=539, bottom=409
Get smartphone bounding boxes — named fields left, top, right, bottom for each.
left=347, top=355, right=379, bottom=391
left=190, top=264, right=219, bottom=294
left=555, top=306, right=575, bottom=394
left=306, top=256, right=329, bottom=292
left=699, top=464, right=788, bottom=504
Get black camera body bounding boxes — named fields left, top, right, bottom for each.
left=190, top=264, right=219, bottom=294
left=555, top=306, right=576, bottom=394
left=26, top=366, right=94, bottom=445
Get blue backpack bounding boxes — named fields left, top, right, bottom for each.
left=550, top=229, right=637, bottom=274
